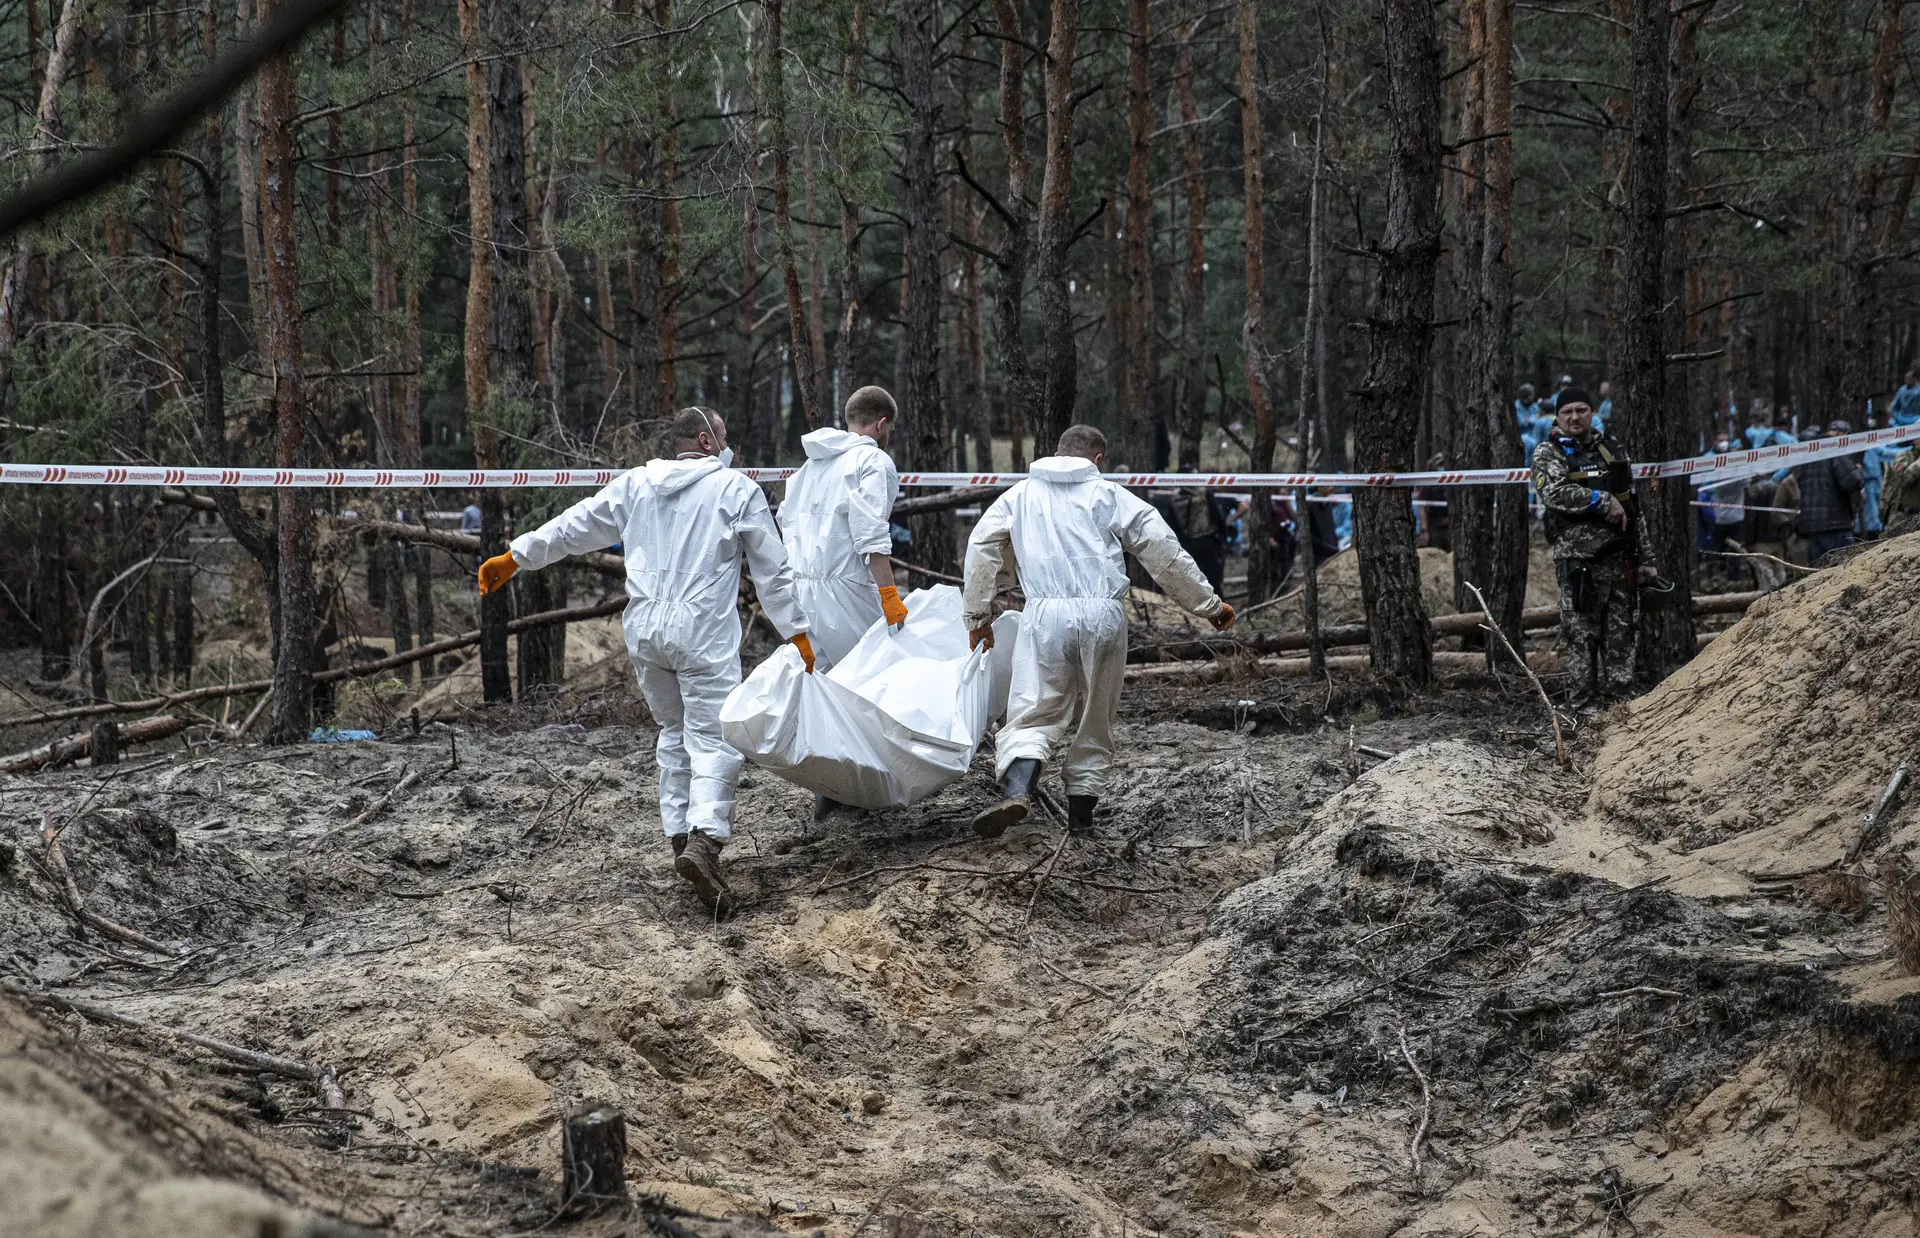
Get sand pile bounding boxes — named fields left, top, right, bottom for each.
left=1588, top=533, right=1920, bottom=880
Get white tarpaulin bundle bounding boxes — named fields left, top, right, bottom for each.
left=719, top=584, right=1021, bottom=809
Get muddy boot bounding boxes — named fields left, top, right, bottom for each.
left=1067, top=795, right=1097, bottom=834
left=973, top=759, right=1040, bottom=838
left=668, top=833, right=688, bottom=859
left=673, top=830, right=734, bottom=914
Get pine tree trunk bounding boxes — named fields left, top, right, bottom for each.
left=1118, top=0, right=1154, bottom=470
left=1034, top=0, right=1078, bottom=447
left=899, top=0, right=952, bottom=571
left=989, top=0, right=1036, bottom=471
left=1350, top=0, right=1441, bottom=687
left=37, top=501, right=71, bottom=679
left=461, top=0, right=509, bottom=703
left=1620, top=0, right=1693, bottom=678
left=1238, top=0, right=1279, bottom=603
left=767, top=0, right=820, bottom=430
left=654, top=0, right=680, bottom=414
left=1480, top=0, right=1529, bottom=654
left=259, top=0, right=316, bottom=743
left=1175, top=19, right=1207, bottom=471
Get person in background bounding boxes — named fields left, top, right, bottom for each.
left=1530, top=386, right=1659, bottom=710
left=1156, top=477, right=1233, bottom=596
left=1515, top=383, right=1542, bottom=431
left=460, top=501, right=484, bottom=579
left=1549, top=374, right=1575, bottom=410
left=1702, top=435, right=1746, bottom=556
left=1891, top=366, right=1920, bottom=426
left=1861, top=421, right=1892, bottom=540
left=1794, top=418, right=1864, bottom=563
left=1594, top=381, right=1612, bottom=433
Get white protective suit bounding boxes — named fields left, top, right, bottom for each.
left=962, top=456, right=1223, bottom=797
left=509, top=456, right=809, bottom=840
left=778, top=427, right=900, bottom=668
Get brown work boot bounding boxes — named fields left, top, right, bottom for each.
left=972, top=758, right=1040, bottom=839
left=669, top=833, right=688, bottom=858
left=674, top=830, right=734, bottom=914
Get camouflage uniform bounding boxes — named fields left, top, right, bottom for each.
left=1530, top=430, right=1655, bottom=702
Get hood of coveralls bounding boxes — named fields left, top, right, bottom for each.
left=643, top=455, right=725, bottom=494
left=800, top=427, right=878, bottom=460
left=1029, top=455, right=1100, bottom=484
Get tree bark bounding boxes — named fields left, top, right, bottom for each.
left=1238, top=0, right=1279, bottom=603
left=767, top=0, right=820, bottom=431
left=0, top=0, right=84, bottom=420
left=1480, top=0, right=1528, bottom=656
left=259, top=0, right=316, bottom=743
left=1349, top=0, right=1441, bottom=687
left=1841, top=0, right=1902, bottom=417
left=559, top=1107, right=629, bottom=1216
left=831, top=0, right=866, bottom=424
left=989, top=0, right=1037, bottom=471
left=1175, top=19, right=1207, bottom=471
left=899, top=0, right=952, bottom=570
left=1118, top=0, right=1154, bottom=470
left=1619, top=0, right=1693, bottom=677
left=1034, top=0, right=1078, bottom=447
left=654, top=0, right=680, bottom=415
left=461, top=0, right=510, bottom=703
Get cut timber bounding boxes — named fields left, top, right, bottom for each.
left=1127, top=590, right=1761, bottom=663
left=0, top=714, right=192, bottom=772
left=560, top=1105, right=629, bottom=1216
left=892, top=484, right=1006, bottom=516
left=0, top=599, right=625, bottom=730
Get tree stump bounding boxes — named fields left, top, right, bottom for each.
left=560, top=1105, right=628, bottom=1216
left=88, top=719, right=120, bottom=766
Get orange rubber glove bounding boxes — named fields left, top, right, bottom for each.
left=968, top=626, right=994, bottom=652
left=878, top=585, right=909, bottom=628
left=1209, top=602, right=1236, bottom=631
left=477, top=552, right=518, bottom=596
left=791, top=632, right=816, bottom=673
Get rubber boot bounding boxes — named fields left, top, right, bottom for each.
left=1067, top=795, right=1097, bottom=834
left=972, top=758, right=1040, bottom=839
left=669, top=833, right=688, bottom=858
left=673, top=830, right=734, bottom=914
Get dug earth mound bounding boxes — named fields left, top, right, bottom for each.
left=6, top=548, right=1920, bottom=1235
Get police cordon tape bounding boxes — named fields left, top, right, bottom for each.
left=3, top=423, right=1915, bottom=492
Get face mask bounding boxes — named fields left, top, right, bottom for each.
left=716, top=447, right=734, bottom=468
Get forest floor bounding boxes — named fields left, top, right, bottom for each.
left=4, top=537, right=1920, bottom=1237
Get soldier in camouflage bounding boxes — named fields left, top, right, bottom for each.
left=1529, top=387, right=1659, bottom=709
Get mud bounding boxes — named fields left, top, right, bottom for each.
left=6, top=543, right=1920, bottom=1235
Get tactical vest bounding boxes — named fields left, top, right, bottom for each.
left=1540, top=431, right=1635, bottom=548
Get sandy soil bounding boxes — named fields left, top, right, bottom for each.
left=4, top=539, right=1920, bottom=1235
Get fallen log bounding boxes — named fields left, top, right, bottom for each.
left=0, top=598, right=627, bottom=731
left=2, top=980, right=321, bottom=1080
left=40, top=811, right=177, bottom=954
left=1127, top=590, right=1762, bottom=664
left=890, top=485, right=1006, bottom=517
left=159, top=489, right=629, bottom=577
left=0, top=714, right=193, bottom=772
left=1127, top=630, right=1722, bottom=682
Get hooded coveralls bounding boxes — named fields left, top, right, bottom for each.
left=778, top=427, right=900, bottom=669
left=962, top=456, right=1224, bottom=797
left=509, top=457, right=808, bottom=841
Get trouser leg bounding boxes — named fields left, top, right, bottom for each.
left=1555, top=558, right=1601, bottom=701
left=1059, top=619, right=1126, bottom=798
left=1600, top=575, right=1637, bottom=696
left=635, top=661, right=690, bottom=838
left=995, top=608, right=1080, bottom=779
left=678, top=658, right=744, bottom=841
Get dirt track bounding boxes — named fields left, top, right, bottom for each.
left=7, top=544, right=1920, bottom=1236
